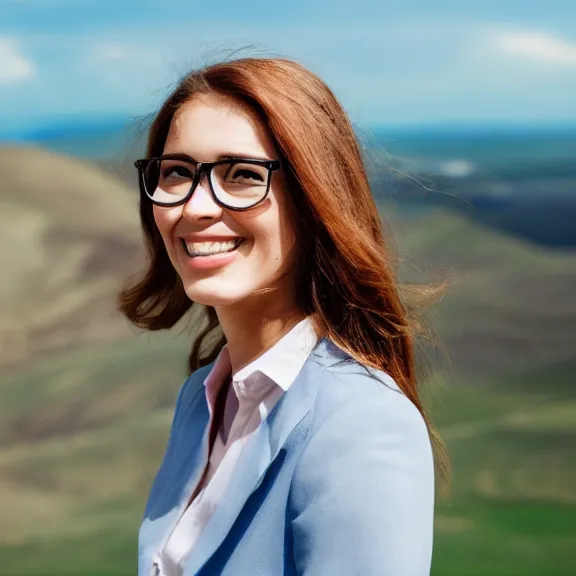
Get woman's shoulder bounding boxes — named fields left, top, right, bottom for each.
left=292, top=342, right=434, bottom=506
left=308, top=341, right=428, bottom=438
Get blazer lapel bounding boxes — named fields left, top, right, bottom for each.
left=183, top=338, right=334, bottom=575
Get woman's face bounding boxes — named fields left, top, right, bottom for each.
left=152, top=94, right=298, bottom=308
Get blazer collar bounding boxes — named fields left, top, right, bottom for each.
left=182, top=337, right=338, bottom=575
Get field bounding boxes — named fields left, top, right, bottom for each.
left=0, top=146, right=575, bottom=575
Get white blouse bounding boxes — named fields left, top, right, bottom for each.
left=153, top=317, right=318, bottom=576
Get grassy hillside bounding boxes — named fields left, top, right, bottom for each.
left=390, top=207, right=576, bottom=376
left=0, top=146, right=141, bottom=365
left=428, top=358, right=576, bottom=576
left=0, top=147, right=575, bottom=575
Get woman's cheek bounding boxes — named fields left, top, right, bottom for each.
left=153, top=207, right=179, bottom=249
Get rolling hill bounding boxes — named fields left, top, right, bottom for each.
left=389, top=206, right=576, bottom=377
left=0, top=146, right=142, bottom=366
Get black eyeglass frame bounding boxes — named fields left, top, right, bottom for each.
left=134, top=154, right=281, bottom=211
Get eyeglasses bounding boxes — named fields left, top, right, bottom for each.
left=134, top=154, right=281, bottom=211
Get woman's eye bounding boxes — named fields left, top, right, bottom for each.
left=163, top=165, right=192, bottom=180
left=230, top=168, right=264, bottom=183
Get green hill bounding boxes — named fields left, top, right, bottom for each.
left=390, top=207, right=576, bottom=377
left=0, top=148, right=575, bottom=575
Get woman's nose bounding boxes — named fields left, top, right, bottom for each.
left=181, top=175, right=223, bottom=222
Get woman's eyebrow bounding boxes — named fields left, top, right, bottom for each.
left=162, top=150, right=198, bottom=162
left=162, top=150, right=273, bottom=162
left=217, top=151, right=273, bottom=161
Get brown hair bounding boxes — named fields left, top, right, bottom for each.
left=119, top=57, right=449, bottom=484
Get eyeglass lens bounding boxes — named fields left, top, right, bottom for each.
left=142, top=159, right=271, bottom=208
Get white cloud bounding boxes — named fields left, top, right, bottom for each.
left=75, top=23, right=576, bottom=124
left=4, top=21, right=576, bottom=126
left=0, top=38, right=35, bottom=84
left=492, top=29, right=576, bottom=66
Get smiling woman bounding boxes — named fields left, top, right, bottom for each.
left=138, top=94, right=299, bottom=311
left=118, top=57, right=445, bottom=576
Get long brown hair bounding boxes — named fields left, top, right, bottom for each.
left=119, top=57, right=449, bottom=484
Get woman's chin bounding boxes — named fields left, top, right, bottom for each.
left=183, top=285, right=248, bottom=308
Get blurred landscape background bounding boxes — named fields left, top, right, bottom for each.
left=1, top=1, right=575, bottom=575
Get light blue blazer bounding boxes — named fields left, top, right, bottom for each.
left=139, top=338, right=435, bottom=575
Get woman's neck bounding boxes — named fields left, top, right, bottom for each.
left=215, top=291, right=305, bottom=375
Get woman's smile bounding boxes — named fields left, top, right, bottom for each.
left=178, top=236, right=247, bottom=270
left=180, top=237, right=244, bottom=258
left=152, top=95, right=297, bottom=306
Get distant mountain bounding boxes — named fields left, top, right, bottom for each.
left=369, top=126, right=576, bottom=249
left=372, top=172, right=576, bottom=249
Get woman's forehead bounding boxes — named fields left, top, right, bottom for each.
left=164, top=94, right=276, bottom=160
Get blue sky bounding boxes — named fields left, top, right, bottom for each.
left=1, top=0, right=576, bottom=134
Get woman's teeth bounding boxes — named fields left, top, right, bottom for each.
left=182, top=238, right=241, bottom=257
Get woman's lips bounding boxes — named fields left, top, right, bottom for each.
left=181, top=237, right=244, bottom=257
left=178, top=237, right=246, bottom=270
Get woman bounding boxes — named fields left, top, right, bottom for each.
left=120, top=57, right=441, bottom=576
